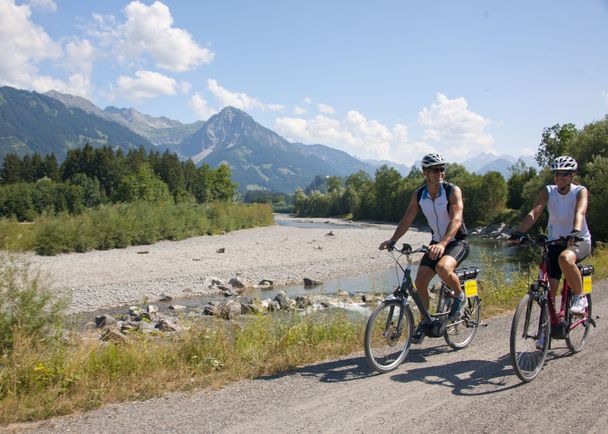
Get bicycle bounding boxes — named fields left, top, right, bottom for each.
left=364, top=243, right=482, bottom=373
left=509, top=234, right=596, bottom=382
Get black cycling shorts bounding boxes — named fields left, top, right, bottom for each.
left=419, top=239, right=469, bottom=272
left=547, top=241, right=592, bottom=280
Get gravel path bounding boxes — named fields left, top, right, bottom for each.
left=14, top=278, right=608, bottom=433
left=18, top=216, right=430, bottom=313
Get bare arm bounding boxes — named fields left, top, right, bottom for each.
left=516, top=188, right=548, bottom=233
left=439, top=185, right=464, bottom=246
left=572, top=187, right=588, bottom=232
left=379, top=191, right=419, bottom=249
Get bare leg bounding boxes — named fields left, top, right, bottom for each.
left=559, top=250, right=583, bottom=295
left=414, top=265, right=435, bottom=312
left=435, top=256, right=461, bottom=296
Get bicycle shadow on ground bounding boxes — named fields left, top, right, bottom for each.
left=390, top=353, right=521, bottom=396
left=256, top=344, right=458, bottom=384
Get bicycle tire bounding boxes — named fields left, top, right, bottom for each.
left=510, top=294, right=550, bottom=382
left=364, top=300, right=414, bottom=373
left=565, top=293, right=592, bottom=353
left=444, top=295, right=481, bottom=349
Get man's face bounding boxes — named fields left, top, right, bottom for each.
left=423, top=165, right=445, bottom=183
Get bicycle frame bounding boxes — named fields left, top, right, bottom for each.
left=537, top=249, right=589, bottom=332
left=392, top=248, right=442, bottom=325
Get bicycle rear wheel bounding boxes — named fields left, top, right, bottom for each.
left=565, top=294, right=592, bottom=353
left=444, top=295, right=481, bottom=349
left=364, top=300, right=414, bottom=373
left=510, top=294, right=550, bottom=382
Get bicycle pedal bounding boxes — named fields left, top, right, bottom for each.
left=587, top=318, right=597, bottom=328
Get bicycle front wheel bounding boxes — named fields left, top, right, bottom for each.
left=364, top=300, right=414, bottom=373
left=444, top=295, right=481, bottom=349
left=565, top=294, right=592, bottom=353
left=510, top=294, right=550, bottom=382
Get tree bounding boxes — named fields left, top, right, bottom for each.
left=345, top=171, right=372, bottom=190
left=568, top=117, right=608, bottom=176
left=114, top=164, right=172, bottom=203
left=506, top=159, right=537, bottom=209
left=536, top=123, right=578, bottom=167
left=210, top=164, right=237, bottom=201
left=0, top=154, right=22, bottom=184
left=374, top=165, right=402, bottom=220
left=583, top=155, right=608, bottom=242
left=478, top=171, right=507, bottom=224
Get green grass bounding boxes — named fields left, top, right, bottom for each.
left=0, top=312, right=365, bottom=423
left=0, top=201, right=273, bottom=255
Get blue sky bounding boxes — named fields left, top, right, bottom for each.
left=1, top=0, right=607, bottom=165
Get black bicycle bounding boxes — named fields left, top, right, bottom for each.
left=364, top=243, right=482, bottom=373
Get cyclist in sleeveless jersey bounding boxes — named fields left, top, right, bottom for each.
left=379, top=153, right=469, bottom=344
left=511, top=156, right=592, bottom=323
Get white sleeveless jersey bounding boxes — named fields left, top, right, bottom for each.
left=546, top=184, right=591, bottom=242
left=417, top=182, right=467, bottom=243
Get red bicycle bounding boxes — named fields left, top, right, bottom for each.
left=509, top=235, right=596, bottom=382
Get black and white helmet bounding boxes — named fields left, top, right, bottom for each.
left=550, top=155, right=578, bottom=172
left=421, top=153, right=447, bottom=168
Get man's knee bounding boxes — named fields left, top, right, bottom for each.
left=435, top=260, right=456, bottom=280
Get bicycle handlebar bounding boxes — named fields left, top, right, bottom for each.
left=387, top=243, right=430, bottom=255
left=517, top=234, right=583, bottom=247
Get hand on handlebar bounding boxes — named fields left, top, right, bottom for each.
left=379, top=239, right=396, bottom=251
left=428, top=242, right=445, bottom=260
left=507, top=231, right=525, bottom=245
left=566, top=230, right=582, bottom=247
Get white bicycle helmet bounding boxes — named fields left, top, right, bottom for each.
left=421, top=153, right=447, bottom=168
left=550, top=155, right=578, bottom=172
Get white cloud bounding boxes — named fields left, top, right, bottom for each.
left=27, top=0, right=56, bottom=12
left=0, top=0, right=62, bottom=89
left=114, top=70, right=180, bottom=100
left=302, top=97, right=312, bottom=104
left=417, top=93, right=494, bottom=160
left=317, top=103, right=335, bottom=114
left=189, top=92, right=216, bottom=120
left=275, top=111, right=415, bottom=161
left=207, top=79, right=283, bottom=112
left=89, top=1, right=214, bottom=73
left=293, top=105, right=307, bottom=115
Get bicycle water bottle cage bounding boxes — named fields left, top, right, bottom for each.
left=577, top=264, right=594, bottom=276
left=455, top=267, right=480, bottom=282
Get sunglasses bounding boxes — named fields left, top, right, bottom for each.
left=554, top=171, right=573, bottom=177
left=427, top=167, right=445, bottom=174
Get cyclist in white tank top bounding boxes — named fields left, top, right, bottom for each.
left=511, top=156, right=591, bottom=315
left=379, top=153, right=469, bottom=343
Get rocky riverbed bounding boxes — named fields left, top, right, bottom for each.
left=18, top=215, right=431, bottom=314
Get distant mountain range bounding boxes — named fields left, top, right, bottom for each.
left=0, top=86, right=534, bottom=192
left=460, top=152, right=538, bottom=178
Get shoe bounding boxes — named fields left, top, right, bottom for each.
left=570, top=294, right=588, bottom=315
left=535, top=335, right=545, bottom=350
left=448, top=292, right=466, bottom=321
left=412, top=322, right=425, bottom=344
